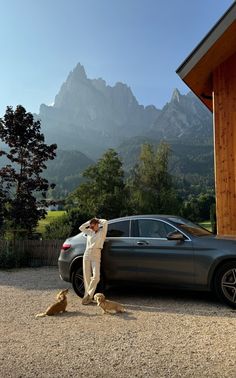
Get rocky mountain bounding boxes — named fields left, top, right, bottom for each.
left=147, top=89, right=213, bottom=144
left=33, top=63, right=215, bottom=196
left=39, top=63, right=160, bottom=158
left=0, top=63, right=215, bottom=197
left=38, top=63, right=213, bottom=161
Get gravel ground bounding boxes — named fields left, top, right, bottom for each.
left=0, top=267, right=236, bottom=378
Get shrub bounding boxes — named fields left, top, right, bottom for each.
left=0, top=241, right=28, bottom=268
left=42, top=209, right=92, bottom=239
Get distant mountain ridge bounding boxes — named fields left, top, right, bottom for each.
left=0, top=63, right=214, bottom=198
left=39, top=63, right=160, bottom=158
left=38, top=63, right=213, bottom=160
left=44, top=150, right=94, bottom=197
left=148, top=89, right=213, bottom=144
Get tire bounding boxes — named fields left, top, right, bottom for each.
left=214, top=261, right=236, bottom=309
left=72, top=266, right=84, bottom=297
left=71, top=265, right=105, bottom=298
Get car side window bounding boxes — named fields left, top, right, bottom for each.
left=138, top=219, right=176, bottom=239
left=107, top=220, right=130, bottom=237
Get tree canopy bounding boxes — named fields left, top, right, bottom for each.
left=69, top=149, right=127, bottom=219
left=0, top=105, right=57, bottom=237
left=128, top=142, right=180, bottom=214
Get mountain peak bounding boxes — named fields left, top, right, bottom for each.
left=171, top=88, right=181, bottom=102
left=71, top=63, right=87, bottom=80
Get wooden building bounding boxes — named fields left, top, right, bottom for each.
left=177, top=2, right=236, bottom=236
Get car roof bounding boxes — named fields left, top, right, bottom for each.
left=108, top=215, right=178, bottom=223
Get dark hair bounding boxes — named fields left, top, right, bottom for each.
left=90, top=218, right=99, bottom=225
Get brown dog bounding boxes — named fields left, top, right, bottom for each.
left=35, top=289, right=69, bottom=318
left=94, top=293, right=125, bottom=314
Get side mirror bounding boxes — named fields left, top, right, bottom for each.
left=167, top=231, right=185, bottom=241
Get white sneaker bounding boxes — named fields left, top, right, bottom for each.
left=82, top=294, right=92, bottom=305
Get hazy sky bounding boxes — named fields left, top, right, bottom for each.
left=0, top=0, right=233, bottom=116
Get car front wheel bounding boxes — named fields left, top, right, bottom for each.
left=214, top=261, right=236, bottom=309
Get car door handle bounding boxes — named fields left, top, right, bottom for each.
left=137, top=240, right=149, bottom=246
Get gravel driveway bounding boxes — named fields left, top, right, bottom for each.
left=1, top=267, right=236, bottom=378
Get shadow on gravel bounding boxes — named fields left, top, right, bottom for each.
left=0, top=268, right=235, bottom=318
left=57, top=311, right=98, bottom=318
left=120, top=312, right=137, bottom=320
left=105, top=285, right=236, bottom=318
left=50, top=309, right=137, bottom=320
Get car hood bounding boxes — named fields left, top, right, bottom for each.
left=192, top=234, right=236, bottom=253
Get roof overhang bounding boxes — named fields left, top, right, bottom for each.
left=176, top=2, right=236, bottom=112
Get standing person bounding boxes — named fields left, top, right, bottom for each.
left=79, top=218, right=108, bottom=305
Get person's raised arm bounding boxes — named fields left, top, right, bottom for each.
left=99, top=219, right=108, bottom=238
left=79, top=220, right=91, bottom=233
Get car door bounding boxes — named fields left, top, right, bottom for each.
left=131, top=218, right=195, bottom=286
left=102, top=219, right=137, bottom=281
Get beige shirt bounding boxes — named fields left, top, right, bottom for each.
left=79, top=219, right=108, bottom=251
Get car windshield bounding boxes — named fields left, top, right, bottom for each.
left=167, top=217, right=212, bottom=237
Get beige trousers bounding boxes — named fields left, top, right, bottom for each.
left=83, top=249, right=101, bottom=298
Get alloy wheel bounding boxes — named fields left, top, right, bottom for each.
left=72, top=267, right=85, bottom=297
left=221, top=268, right=236, bottom=304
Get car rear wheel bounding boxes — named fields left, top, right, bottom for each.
left=214, top=261, right=236, bottom=309
left=71, top=265, right=105, bottom=298
left=72, top=266, right=84, bottom=297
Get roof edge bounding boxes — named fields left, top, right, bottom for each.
left=176, top=2, right=236, bottom=78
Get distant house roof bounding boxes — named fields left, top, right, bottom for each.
left=176, top=2, right=236, bottom=111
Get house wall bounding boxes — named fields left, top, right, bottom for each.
left=213, top=51, right=236, bottom=236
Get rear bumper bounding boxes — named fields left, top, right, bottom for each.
left=58, top=259, right=71, bottom=282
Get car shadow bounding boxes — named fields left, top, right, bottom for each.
left=57, top=311, right=98, bottom=318
left=105, top=285, right=236, bottom=318
left=1, top=268, right=235, bottom=318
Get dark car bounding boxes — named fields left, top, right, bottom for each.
left=58, top=215, right=236, bottom=308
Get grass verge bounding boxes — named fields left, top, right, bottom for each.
left=37, top=211, right=66, bottom=234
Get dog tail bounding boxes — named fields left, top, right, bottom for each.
left=35, top=312, right=47, bottom=318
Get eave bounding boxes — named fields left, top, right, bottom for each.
left=176, top=2, right=236, bottom=112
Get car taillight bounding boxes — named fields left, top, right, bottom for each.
left=61, top=243, right=71, bottom=251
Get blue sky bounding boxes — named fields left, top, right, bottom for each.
left=0, top=0, right=233, bottom=116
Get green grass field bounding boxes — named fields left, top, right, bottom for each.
left=37, top=211, right=66, bottom=234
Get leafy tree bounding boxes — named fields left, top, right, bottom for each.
left=0, top=105, right=57, bottom=238
left=0, top=181, right=7, bottom=234
left=69, top=149, right=127, bottom=219
left=180, top=192, right=215, bottom=223
left=128, top=142, right=180, bottom=214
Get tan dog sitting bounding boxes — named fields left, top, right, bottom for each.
left=94, top=293, right=125, bottom=314
left=35, top=289, right=69, bottom=318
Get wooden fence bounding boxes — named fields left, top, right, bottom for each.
left=0, top=239, right=63, bottom=268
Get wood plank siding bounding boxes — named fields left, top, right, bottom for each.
left=213, top=52, right=236, bottom=235
left=177, top=3, right=236, bottom=236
